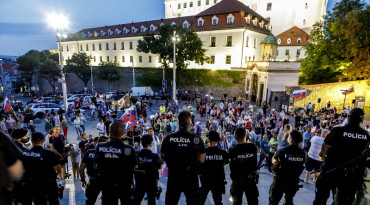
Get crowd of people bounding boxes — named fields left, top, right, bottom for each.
left=0, top=93, right=369, bottom=205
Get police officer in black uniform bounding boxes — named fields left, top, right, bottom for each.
left=228, top=127, right=259, bottom=205
left=314, top=108, right=369, bottom=205
left=199, top=130, right=228, bottom=205
left=21, top=132, right=61, bottom=205
left=95, top=121, right=138, bottom=205
left=269, top=130, right=306, bottom=205
left=79, top=135, right=110, bottom=205
left=135, top=134, right=162, bottom=205
left=161, top=110, right=205, bottom=205
left=11, top=128, right=30, bottom=152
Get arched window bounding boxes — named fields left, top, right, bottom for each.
left=287, top=38, right=292, bottom=44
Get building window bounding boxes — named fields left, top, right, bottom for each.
left=198, top=18, right=204, bottom=27
left=209, top=55, right=215, bottom=64
left=183, top=22, right=188, bottom=28
left=130, top=56, right=133, bottom=63
left=183, top=2, right=187, bottom=8
left=266, top=17, right=270, bottom=22
left=106, top=43, right=109, bottom=50
left=277, top=38, right=281, bottom=44
left=297, top=38, right=302, bottom=44
left=206, top=0, right=209, bottom=5
left=267, top=3, right=272, bottom=11
left=285, top=49, right=289, bottom=56
left=246, top=36, right=249, bottom=47
left=252, top=4, right=257, bottom=11
left=66, top=45, right=69, bottom=51
left=121, top=42, right=125, bottom=50
left=198, top=0, right=201, bottom=6
left=178, top=3, right=181, bottom=9
left=277, top=49, right=279, bottom=56
left=212, top=18, right=218, bottom=26
left=190, top=1, right=193, bottom=7
left=80, top=45, right=83, bottom=51
left=107, top=56, right=110, bottom=62
left=140, top=27, right=145, bottom=33
left=139, top=56, right=142, bottom=63
left=86, top=44, right=89, bottom=51
left=305, top=3, right=308, bottom=9
left=129, top=42, right=133, bottom=49
left=214, top=0, right=217, bottom=3
left=122, top=56, right=125, bottom=62
left=92, top=44, right=95, bottom=51
left=113, top=42, right=116, bottom=50
left=210, top=36, right=216, bottom=47
left=99, top=43, right=102, bottom=50
left=93, top=56, right=96, bottom=62
left=100, top=56, right=103, bottom=62
left=131, top=28, right=136, bottom=33
left=158, top=57, right=162, bottom=63
left=227, top=17, right=233, bottom=25
left=226, top=55, right=231, bottom=64
left=287, top=38, right=292, bottom=44
left=61, top=46, right=63, bottom=51
left=114, top=56, right=117, bottom=62
left=226, top=36, right=232, bottom=47
left=253, top=38, right=257, bottom=48
left=303, top=19, right=306, bottom=25
left=297, top=49, right=301, bottom=56
left=149, top=56, right=152, bottom=63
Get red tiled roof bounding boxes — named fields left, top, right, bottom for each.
left=1, top=63, right=19, bottom=77
left=276, top=26, right=309, bottom=46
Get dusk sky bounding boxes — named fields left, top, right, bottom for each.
left=0, top=0, right=340, bottom=56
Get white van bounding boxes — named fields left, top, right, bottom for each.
left=129, top=87, right=152, bottom=97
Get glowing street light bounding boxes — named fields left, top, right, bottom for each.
left=47, top=12, right=69, bottom=111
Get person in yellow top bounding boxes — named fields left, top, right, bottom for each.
left=160, top=104, right=166, bottom=114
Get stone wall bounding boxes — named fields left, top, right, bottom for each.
left=290, top=80, right=370, bottom=110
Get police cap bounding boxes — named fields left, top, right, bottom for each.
left=290, top=130, right=303, bottom=144
left=142, top=134, right=153, bottom=147
left=32, top=132, right=45, bottom=142
left=208, top=130, right=220, bottom=142
left=349, top=108, right=364, bottom=119
left=11, top=128, right=28, bottom=139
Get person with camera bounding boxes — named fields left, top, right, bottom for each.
left=80, top=135, right=109, bottom=205
left=135, top=134, right=162, bottom=205
left=314, top=108, right=369, bottom=205
left=228, top=127, right=258, bottom=205
left=269, top=130, right=306, bottom=205
left=95, top=121, right=138, bottom=205
left=199, top=130, right=228, bottom=205
left=161, top=110, right=205, bottom=205
left=21, top=132, right=61, bottom=205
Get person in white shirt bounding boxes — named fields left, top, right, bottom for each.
left=68, top=143, right=82, bottom=179
left=96, top=118, right=105, bottom=135
left=73, top=116, right=82, bottom=137
left=90, top=104, right=96, bottom=120
left=147, top=127, right=160, bottom=154
left=53, top=113, right=61, bottom=126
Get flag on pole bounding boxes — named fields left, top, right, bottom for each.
left=3, top=97, right=11, bottom=112
left=119, top=106, right=136, bottom=123
left=342, top=85, right=354, bottom=95
left=117, top=94, right=130, bottom=109
left=293, top=90, right=307, bottom=98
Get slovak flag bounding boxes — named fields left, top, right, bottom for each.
left=126, top=120, right=137, bottom=131
left=3, top=97, right=11, bottom=113
left=342, top=85, right=354, bottom=95
left=119, top=106, right=136, bottom=123
left=293, top=90, right=307, bottom=99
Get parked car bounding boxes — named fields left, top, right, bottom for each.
left=67, top=94, right=92, bottom=101
left=29, top=103, right=61, bottom=119
left=129, top=87, right=152, bottom=98
left=104, top=92, right=116, bottom=99
left=41, top=97, right=60, bottom=104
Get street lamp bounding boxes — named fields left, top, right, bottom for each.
left=172, top=30, right=180, bottom=101
left=0, top=59, right=6, bottom=97
left=47, top=12, right=69, bottom=111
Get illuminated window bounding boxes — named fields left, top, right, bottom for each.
left=226, top=55, right=231, bottom=64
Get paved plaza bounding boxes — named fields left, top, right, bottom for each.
left=29, top=99, right=333, bottom=205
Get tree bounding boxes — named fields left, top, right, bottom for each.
left=137, top=24, right=207, bottom=84
left=17, top=50, right=40, bottom=87
left=39, top=59, right=61, bottom=94
left=97, top=61, right=122, bottom=90
left=65, top=52, right=91, bottom=87
left=300, top=0, right=369, bottom=84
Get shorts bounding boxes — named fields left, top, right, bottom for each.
left=305, top=156, right=322, bottom=172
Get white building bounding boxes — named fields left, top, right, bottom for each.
left=164, top=0, right=328, bottom=35
left=275, top=26, right=309, bottom=61
left=61, top=0, right=271, bottom=70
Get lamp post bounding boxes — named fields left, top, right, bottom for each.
left=90, top=64, right=94, bottom=94
left=132, top=61, right=135, bottom=87
left=48, top=13, right=69, bottom=111
left=0, top=59, right=5, bottom=97
left=172, top=30, right=180, bottom=101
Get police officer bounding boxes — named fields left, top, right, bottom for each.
left=269, top=130, right=306, bottom=205
left=135, top=134, right=162, bottom=205
left=161, top=111, right=205, bottom=205
left=11, top=128, right=30, bottom=152
left=228, top=127, right=259, bottom=205
left=314, top=108, right=369, bottom=205
left=21, top=132, right=61, bottom=205
left=199, top=130, right=228, bottom=205
left=95, top=121, right=138, bottom=205
left=79, top=135, right=110, bottom=205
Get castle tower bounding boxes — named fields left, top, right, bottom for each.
left=260, top=34, right=278, bottom=61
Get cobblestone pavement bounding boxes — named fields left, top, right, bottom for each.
left=30, top=99, right=333, bottom=205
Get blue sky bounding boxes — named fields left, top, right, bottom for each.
left=0, top=0, right=339, bottom=56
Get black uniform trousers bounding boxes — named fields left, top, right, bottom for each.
left=85, top=177, right=102, bottom=205
left=230, top=179, right=259, bottom=205
left=23, top=180, right=59, bottom=205
left=135, top=180, right=157, bottom=205
left=200, top=178, right=224, bottom=205
left=101, top=179, right=132, bottom=205
left=165, top=172, right=200, bottom=205
left=269, top=177, right=298, bottom=205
